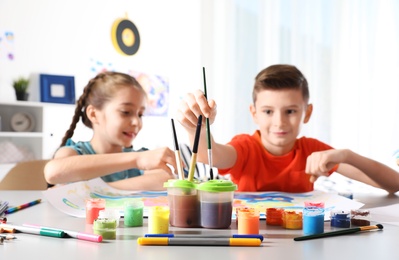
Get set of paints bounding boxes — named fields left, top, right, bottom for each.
left=85, top=198, right=144, bottom=239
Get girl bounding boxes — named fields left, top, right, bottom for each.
left=44, top=72, right=176, bottom=190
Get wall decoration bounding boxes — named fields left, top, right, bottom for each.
left=111, top=16, right=140, bottom=56
left=89, top=58, right=114, bottom=75
left=40, top=74, right=75, bottom=104
left=129, top=70, right=169, bottom=116
left=0, top=30, right=15, bottom=60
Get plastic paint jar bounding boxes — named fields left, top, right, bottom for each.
left=330, top=210, right=351, bottom=228
left=164, top=179, right=199, bottom=228
left=351, top=209, right=371, bottom=226
left=303, top=207, right=325, bottom=235
left=124, top=199, right=144, bottom=227
left=148, top=206, right=170, bottom=234
left=282, top=210, right=303, bottom=230
left=93, top=218, right=117, bottom=239
left=85, top=198, right=106, bottom=224
left=196, top=180, right=237, bottom=229
left=237, top=207, right=260, bottom=234
left=266, top=208, right=284, bottom=226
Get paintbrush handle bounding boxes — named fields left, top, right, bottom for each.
left=294, top=228, right=361, bottom=241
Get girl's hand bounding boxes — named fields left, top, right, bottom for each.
left=176, top=89, right=217, bottom=131
left=135, top=147, right=177, bottom=175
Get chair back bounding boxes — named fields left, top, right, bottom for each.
left=0, top=160, right=49, bottom=190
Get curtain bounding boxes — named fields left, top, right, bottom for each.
left=201, top=0, right=399, bottom=168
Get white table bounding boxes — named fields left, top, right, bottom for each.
left=1, top=191, right=398, bottom=260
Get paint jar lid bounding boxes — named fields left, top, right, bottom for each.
left=196, top=180, right=237, bottom=192
left=163, top=179, right=197, bottom=189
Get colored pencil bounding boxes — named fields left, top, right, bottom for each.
left=293, top=224, right=383, bottom=241
left=4, top=199, right=41, bottom=214
left=137, top=237, right=261, bottom=246
left=202, top=67, right=214, bottom=180
left=171, top=118, right=185, bottom=180
left=188, top=115, right=202, bottom=182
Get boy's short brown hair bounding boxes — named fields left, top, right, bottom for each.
left=252, top=64, right=309, bottom=104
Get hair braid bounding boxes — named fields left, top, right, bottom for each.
left=59, top=77, right=96, bottom=147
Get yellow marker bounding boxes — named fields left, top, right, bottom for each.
left=137, top=237, right=261, bottom=246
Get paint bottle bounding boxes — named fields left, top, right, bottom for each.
left=330, top=210, right=350, bottom=228
left=164, top=179, right=199, bottom=228
left=196, top=180, right=237, bottom=229
left=85, top=198, right=106, bottom=224
left=350, top=209, right=371, bottom=226
left=237, top=207, right=260, bottom=234
left=266, top=208, right=284, bottom=226
left=148, top=206, right=170, bottom=234
left=303, top=207, right=325, bottom=235
left=124, top=199, right=144, bottom=227
left=282, top=210, right=303, bottom=230
left=93, top=218, right=117, bottom=240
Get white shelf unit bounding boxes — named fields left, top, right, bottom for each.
left=0, top=101, right=76, bottom=160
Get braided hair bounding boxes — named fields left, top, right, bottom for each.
left=60, top=71, right=145, bottom=147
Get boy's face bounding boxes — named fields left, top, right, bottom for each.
left=250, top=89, right=312, bottom=156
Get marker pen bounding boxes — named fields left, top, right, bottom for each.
left=1, top=224, right=64, bottom=238
left=144, top=233, right=264, bottom=241
left=23, top=224, right=102, bottom=242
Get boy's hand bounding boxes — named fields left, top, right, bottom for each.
left=305, top=149, right=346, bottom=182
left=135, top=147, right=177, bottom=175
left=176, top=89, right=217, bottom=131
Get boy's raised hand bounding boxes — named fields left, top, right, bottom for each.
left=305, top=149, right=344, bottom=183
left=135, top=147, right=177, bottom=176
left=176, top=89, right=217, bottom=131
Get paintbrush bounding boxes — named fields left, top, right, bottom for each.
left=202, top=67, right=214, bottom=180
left=188, top=115, right=203, bottom=182
left=294, top=224, right=384, bottom=241
left=171, top=118, right=185, bottom=180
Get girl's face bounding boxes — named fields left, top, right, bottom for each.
left=92, top=86, right=146, bottom=152
left=250, top=89, right=312, bottom=156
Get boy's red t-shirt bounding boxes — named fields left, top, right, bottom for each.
left=218, top=131, right=338, bottom=192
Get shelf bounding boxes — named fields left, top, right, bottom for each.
left=0, top=132, right=44, bottom=138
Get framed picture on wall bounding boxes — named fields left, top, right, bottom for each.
left=40, top=74, right=75, bottom=104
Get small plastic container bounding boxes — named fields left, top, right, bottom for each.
left=237, top=207, right=260, bottom=234
left=266, top=208, right=284, bottom=226
left=331, top=210, right=351, bottom=228
left=282, top=210, right=303, bottom=230
left=196, top=180, right=237, bottom=229
left=124, top=199, right=144, bottom=227
left=303, top=207, right=325, bottom=235
left=85, top=198, right=106, bottom=224
left=351, top=209, right=371, bottom=226
left=93, top=218, right=117, bottom=240
left=164, top=179, right=199, bottom=228
left=148, top=206, right=170, bottom=234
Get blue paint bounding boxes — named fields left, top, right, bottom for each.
left=303, top=207, right=325, bottom=236
left=330, top=210, right=350, bottom=228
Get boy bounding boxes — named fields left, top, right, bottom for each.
left=176, top=64, right=399, bottom=193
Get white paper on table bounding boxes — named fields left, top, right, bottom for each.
left=366, top=204, right=399, bottom=226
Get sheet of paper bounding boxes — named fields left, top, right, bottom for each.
left=365, top=204, right=399, bottom=226
left=43, top=178, right=364, bottom=219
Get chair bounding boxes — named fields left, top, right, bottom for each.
left=0, top=160, right=49, bottom=190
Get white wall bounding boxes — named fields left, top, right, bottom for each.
left=0, top=0, right=202, bottom=150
